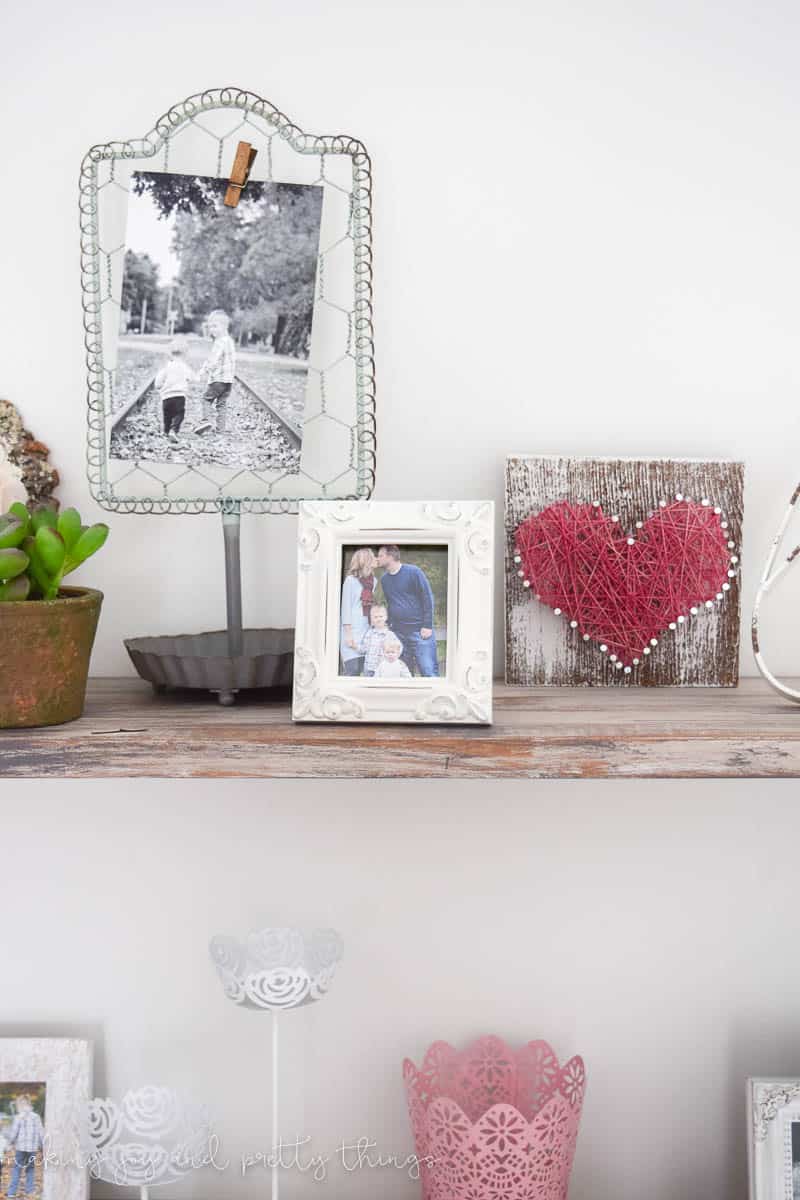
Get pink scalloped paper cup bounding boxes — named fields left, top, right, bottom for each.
left=403, top=1035, right=586, bottom=1200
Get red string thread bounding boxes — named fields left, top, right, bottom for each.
left=514, top=499, right=734, bottom=668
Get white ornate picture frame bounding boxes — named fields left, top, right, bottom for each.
left=293, top=501, right=494, bottom=723
left=0, top=1038, right=92, bottom=1200
left=748, top=1077, right=800, bottom=1200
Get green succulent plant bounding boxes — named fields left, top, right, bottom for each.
left=0, top=502, right=109, bottom=602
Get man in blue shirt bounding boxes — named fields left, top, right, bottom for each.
left=376, top=545, right=440, bottom=677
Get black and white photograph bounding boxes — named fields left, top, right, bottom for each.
left=338, top=544, right=448, bottom=679
left=109, top=170, right=324, bottom=473
left=0, top=1084, right=46, bottom=1200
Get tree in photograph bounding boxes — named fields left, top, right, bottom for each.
left=155, top=179, right=322, bottom=353
left=232, top=297, right=278, bottom=347
left=172, top=210, right=247, bottom=320
left=403, top=549, right=449, bottom=627
left=133, top=170, right=267, bottom=217
left=243, top=188, right=322, bottom=354
left=120, top=251, right=162, bottom=333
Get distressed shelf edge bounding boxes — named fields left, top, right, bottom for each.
left=1, top=677, right=798, bottom=780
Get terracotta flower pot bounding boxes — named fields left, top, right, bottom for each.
left=0, top=587, right=103, bottom=728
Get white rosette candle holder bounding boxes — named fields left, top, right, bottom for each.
left=209, top=926, right=343, bottom=1010
left=85, top=1086, right=212, bottom=1200
left=209, top=926, right=343, bottom=1200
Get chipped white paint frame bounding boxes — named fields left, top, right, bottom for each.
left=748, top=1077, right=800, bottom=1200
left=293, top=500, right=494, bottom=723
left=0, top=1038, right=92, bottom=1200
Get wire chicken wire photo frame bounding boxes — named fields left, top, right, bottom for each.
left=80, top=87, right=375, bottom=515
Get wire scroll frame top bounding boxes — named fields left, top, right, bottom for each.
left=79, top=87, right=376, bottom=515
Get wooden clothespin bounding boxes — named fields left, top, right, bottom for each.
left=224, top=141, right=258, bottom=207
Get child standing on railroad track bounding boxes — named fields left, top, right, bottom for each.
left=154, top=336, right=194, bottom=442
left=194, top=309, right=236, bottom=436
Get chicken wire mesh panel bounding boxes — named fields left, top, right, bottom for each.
left=80, top=88, right=375, bottom=515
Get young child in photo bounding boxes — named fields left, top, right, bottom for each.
left=154, top=336, right=193, bottom=442
left=374, top=636, right=412, bottom=679
left=359, top=605, right=393, bottom=677
left=6, top=1094, right=44, bottom=1199
left=194, top=309, right=236, bottom=435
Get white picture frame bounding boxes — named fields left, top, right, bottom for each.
left=748, top=1077, right=800, bottom=1200
left=0, top=1039, right=92, bottom=1200
left=293, top=500, right=494, bottom=723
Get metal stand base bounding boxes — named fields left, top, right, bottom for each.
left=219, top=509, right=243, bottom=705
left=125, top=509, right=295, bottom=698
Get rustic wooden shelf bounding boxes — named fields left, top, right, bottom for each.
left=1, top=677, right=799, bottom=779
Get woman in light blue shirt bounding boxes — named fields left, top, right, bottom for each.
left=340, top=547, right=377, bottom=675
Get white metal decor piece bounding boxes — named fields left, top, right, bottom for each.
left=210, top=927, right=343, bottom=1200
left=209, top=926, right=344, bottom=1010
left=752, top=480, right=800, bottom=702
left=748, top=1077, right=800, bottom=1200
left=85, top=1087, right=211, bottom=1198
left=292, top=500, right=494, bottom=723
left=80, top=87, right=375, bottom=515
left=0, top=1038, right=93, bottom=1200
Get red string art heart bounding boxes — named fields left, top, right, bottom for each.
left=513, top=498, right=736, bottom=670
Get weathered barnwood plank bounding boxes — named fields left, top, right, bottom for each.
left=504, top=455, right=744, bottom=686
left=0, top=678, right=798, bottom=779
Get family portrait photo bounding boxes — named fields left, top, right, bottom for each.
left=109, top=169, right=324, bottom=474
left=338, top=544, right=448, bottom=679
left=0, top=1085, right=46, bottom=1199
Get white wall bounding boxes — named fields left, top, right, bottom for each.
left=3, top=0, right=800, bottom=676
left=4, top=18, right=799, bottom=1200
left=3, top=779, right=798, bottom=1200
